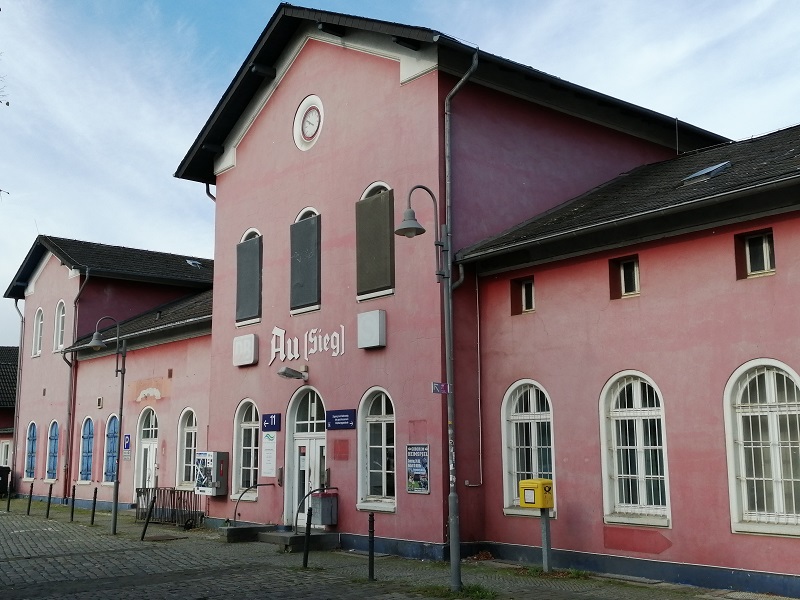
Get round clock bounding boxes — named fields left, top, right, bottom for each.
left=293, top=95, right=324, bottom=151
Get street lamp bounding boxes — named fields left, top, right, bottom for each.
left=395, top=184, right=461, bottom=591
left=86, top=316, right=127, bottom=535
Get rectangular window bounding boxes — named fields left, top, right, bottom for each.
left=356, top=190, right=395, bottom=297
left=290, top=215, right=321, bottom=311
left=236, top=235, right=262, bottom=322
left=511, top=277, right=535, bottom=315
left=735, top=230, right=775, bottom=279
left=609, top=255, right=639, bottom=299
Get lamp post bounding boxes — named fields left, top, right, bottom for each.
left=396, top=184, right=461, bottom=591
left=86, top=316, right=127, bottom=535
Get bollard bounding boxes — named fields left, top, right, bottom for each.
left=90, top=487, right=98, bottom=525
left=140, top=494, right=157, bottom=541
left=302, top=505, right=313, bottom=568
left=541, top=509, right=552, bottom=573
left=45, top=483, right=53, bottom=519
left=70, top=485, right=76, bottom=522
left=5, top=474, right=11, bottom=512
left=368, top=512, right=375, bottom=581
left=27, top=481, right=33, bottom=515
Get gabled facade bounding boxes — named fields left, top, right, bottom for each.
left=3, top=236, right=212, bottom=503
left=456, top=125, right=800, bottom=595
left=175, top=2, right=725, bottom=561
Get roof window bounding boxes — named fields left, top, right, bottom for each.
left=681, top=161, right=730, bottom=186
left=185, top=259, right=202, bottom=268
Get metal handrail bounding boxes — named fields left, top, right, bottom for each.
left=293, top=485, right=338, bottom=534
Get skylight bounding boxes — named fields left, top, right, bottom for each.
left=682, top=161, right=731, bottom=185
left=185, top=259, right=202, bottom=268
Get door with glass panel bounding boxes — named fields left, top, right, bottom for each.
left=137, top=408, right=159, bottom=489
left=287, top=389, right=326, bottom=528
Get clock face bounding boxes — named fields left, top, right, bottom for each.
left=301, top=106, right=321, bottom=141
left=293, top=95, right=324, bottom=151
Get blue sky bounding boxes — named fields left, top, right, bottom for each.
left=1, top=0, right=799, bottom=345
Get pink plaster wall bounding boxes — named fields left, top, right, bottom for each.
left=208, top=39, right=447, bottom=541
left=468, top=212, right=800, bottom=574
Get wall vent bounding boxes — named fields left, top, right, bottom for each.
left=96, top=396, right=103, bottom=409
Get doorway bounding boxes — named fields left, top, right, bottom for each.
left=285, top=389, right=326, bottom=528
left=137, top=408, right=158, bottom=490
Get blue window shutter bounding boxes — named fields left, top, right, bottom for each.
left=356, top=190, right=395, bottom=296
left=236, top=236, right=263, bottom=321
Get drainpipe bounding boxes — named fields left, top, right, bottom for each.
left=63, top=268, right=90, bottom=497
left=443, top=48, right=478, bottom=593
left=10, top=300, right=24, bottom=496
left=205, top=183, right=216, bottom=202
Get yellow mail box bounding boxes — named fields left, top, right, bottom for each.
left=518, top=478, right=554, bottom=509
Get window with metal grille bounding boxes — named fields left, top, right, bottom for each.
left=104, top=415, right=118, bottom=482
left=178, top=410, right=197, bottom=486
left=502, top=382, right=553, bottom=510
left=364, top=391, right=395, bottom=500
left=79, top=418, right=94, bottom=481
left=732, top=365, right=800, bottom=525
left=601, top=374, right=669, bottom=524
left=25, top=423, right=37, bottom=479
left=46, top=421, right=59, bottom=480
left=236, top=401, right=259, bottom=492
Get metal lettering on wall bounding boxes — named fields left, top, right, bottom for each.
left=269, top=325, right=345, bottom=365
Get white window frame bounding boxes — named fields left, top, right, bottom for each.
left=599, top=371, right=671, bottom=527
left=723, top=359, right=800, bottom=536
left=32, top=308, right=44, bottom=356
left=231, top=399, right=259, bottom=500
left=357, top=387, right=396, bottom=513
left=522, top=280, right=535, bottom=312
left=177, top=408, right=198, bottom=489
left=0, top=440, right=10, bottom=467
left=24, top=421, right=37, bottom=480
left=620, top=258, right=640, bottom=296
left=53, top=300, right=66, bottom=351
left=500, top=380, right=554, bottom=517
left=745, top=232, right=775, bottom=276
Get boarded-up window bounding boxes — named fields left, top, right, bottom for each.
left=236, top=235, right=262, bottom=322
left=290, top=214, right=321, bottom=310
left=356, top=190, right=395, bottom=296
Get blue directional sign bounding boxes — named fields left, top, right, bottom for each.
left=262, top=413, right=281, bottom=432
left=326, top=409, right=356, bottom=430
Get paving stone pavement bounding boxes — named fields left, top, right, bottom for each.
left=0, top=499, right=795, bottom=599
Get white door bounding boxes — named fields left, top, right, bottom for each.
left=286, top=389, right=326, bottom=528
left=137, top=408, right=159, bottom=489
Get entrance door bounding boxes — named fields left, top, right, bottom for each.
left=287, top=389, right=326, bottom=527
left=137, top=408, right=159, bottom=489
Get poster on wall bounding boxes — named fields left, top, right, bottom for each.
left=406, top=444, right=430, bottom=494
left=262, top=432, right=277, bottom=477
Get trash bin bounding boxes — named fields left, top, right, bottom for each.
left=310, top=490, right=338, bottom=526
left=0, top=466, right=10, bottom=498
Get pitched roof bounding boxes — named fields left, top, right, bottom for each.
left=458, top=124, right=800, bottom=271
left=69, top=289, right=212, bottom=356
left=0, top=346, right=19, bottom=409
left=5, top=236, right=213, bottom=300
left=175, top=3, right=727, bottom=185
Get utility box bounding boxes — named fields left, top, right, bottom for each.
left=310, top=490, right=338, bottom=526
left=194, top=451, right=228, bottom=496
left=519, top=478, right=554, bottom=509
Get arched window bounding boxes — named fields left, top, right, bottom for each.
left=104, top=415, right=119, bottom=482
left=236, top=229, right=262, bottom=323
left=25, top=422, right=37, bottom=479
left=234, top=400, right=259, bottom=495
left=46, top=421, right=59, bottom=480
left=724, top=360, right=800, bottom=534
left=178, top=409, right=198, bottom=487
left=358, top=390, right=395, bottom=509
left=356, top=182, right=395, bottom=298
left=600, top=372, right=670, bottom=526
left=291, top=208, right=321, bottom=312
left=53, top=300, right=66, bottom=350
left=32, top=308, right=44, bottom=356
left=501, top=381, right=553, bottom=513
left=79, top=418, right=94, bottom=481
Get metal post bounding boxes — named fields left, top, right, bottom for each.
left=5, top=475, right=11, bottom=512
left=140, top=493, right=156, bottom=541
left=70, top=485, right=76, bottom=522
left=111, top=338, right=127, bottom=535
left=302, top=505, right=313, bottom=568
left=541, top=510, right=552, bottom=573
left=368, top=512, right=375, bottom=581
left=26, top=481, right=33, bottom=515
left=90, top=487, right=97, bottom=525
left=45, top=483, right=53, bottom=518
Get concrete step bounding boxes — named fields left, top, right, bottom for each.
left=258, top=530, right=340, bottom=553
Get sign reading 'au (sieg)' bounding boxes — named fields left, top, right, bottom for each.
left=269, top=325, right=345, bottom=365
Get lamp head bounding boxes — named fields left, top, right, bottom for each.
left=394, top=207, right=426, bottom=238
left=88, top=331, right=107, bottom=351
left=277, top=366, right=308, bottom=381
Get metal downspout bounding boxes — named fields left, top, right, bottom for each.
left=10, top=300, right=24, bottom=497
left=443, top=49, right=478, bottom=592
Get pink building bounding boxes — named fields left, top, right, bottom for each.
left=7, top=4, right=798, bottom=596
